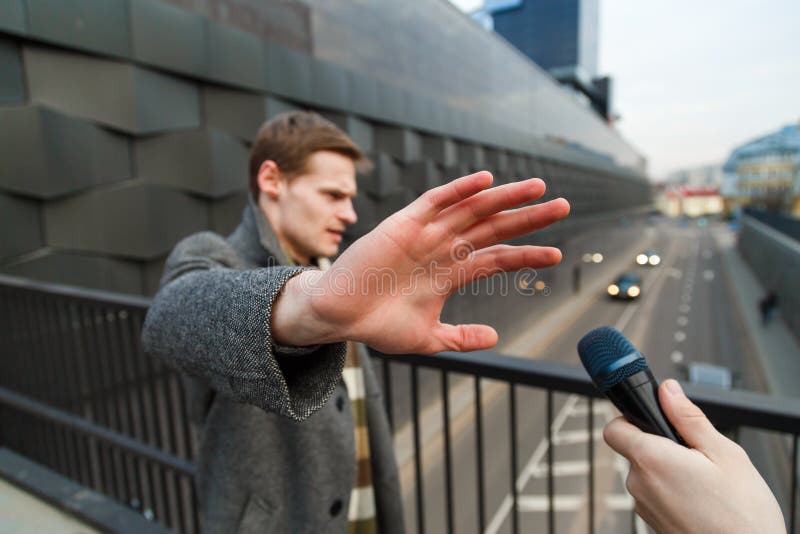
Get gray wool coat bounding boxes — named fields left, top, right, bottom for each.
left=142, top=202, right=404, bottom=534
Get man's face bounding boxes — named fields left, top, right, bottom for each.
left=270, top=151, right=358, bottom=264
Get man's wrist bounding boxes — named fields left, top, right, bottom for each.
left=271, top=270, right=340, bottom=347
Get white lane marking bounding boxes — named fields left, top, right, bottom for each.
left=674, top=331, right=687, bottom=342
left=485, top=396, right=581, bottom=534
left=703, top=269, right=715, bottom=281
left=670, top=351, right=684, bottom=364
left=681, top=294, right=692, bottom=303
left=677, top=316, right=689, bottom=327
left=615, top=303, right=639, bottom=333
left=679, top=303, right=691, bottom=313
left=552, top=429, right=604, bottom=445
left=517, top=494, right=634, bottom=512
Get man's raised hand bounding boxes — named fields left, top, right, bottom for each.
left=273, top=171, right=570, bottom=353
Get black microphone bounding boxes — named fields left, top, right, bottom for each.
left=578, top=326, right=685, bottom=445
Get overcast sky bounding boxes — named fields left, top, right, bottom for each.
left=449, top=0, right=800, bottom=179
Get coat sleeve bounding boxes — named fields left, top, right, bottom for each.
left=141, top=232, right=346, bottom=421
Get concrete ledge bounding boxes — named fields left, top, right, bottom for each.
left=0, top=448, right=168, bottom=533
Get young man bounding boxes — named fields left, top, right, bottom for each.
left=143, top=111, right=570, bottom=532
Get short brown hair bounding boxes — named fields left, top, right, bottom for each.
left=248, top=111, right=368, bottom=199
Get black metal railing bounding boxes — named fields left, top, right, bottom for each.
left=0, top=275, right=199, bottom=533
left=1, top=274, right=799, bottom=534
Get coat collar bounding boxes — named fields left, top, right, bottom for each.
left=228, top=198, right=293, bottom=267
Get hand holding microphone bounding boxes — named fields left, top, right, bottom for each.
left=578, top=326, right=785, bottom=533
left=578, top=326, right=684, bottom=444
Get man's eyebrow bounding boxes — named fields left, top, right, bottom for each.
left=321, top=186, right=357, bottom=197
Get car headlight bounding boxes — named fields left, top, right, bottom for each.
left=627, top=285, right=641, bottom=297
left=636, top=254, right=648, bottom=265
left=607, top=284, right=620, bottom=296
left=649, top=255, right=661, bottom=266
left=592, top=253, right=604, bottom=263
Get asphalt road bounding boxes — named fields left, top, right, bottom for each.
left=393, top=218, right=789, bottom=534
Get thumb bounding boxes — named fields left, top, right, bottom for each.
left=658, top=379, right=727, bottom=456
left=433, top=323, right=498, bottom=352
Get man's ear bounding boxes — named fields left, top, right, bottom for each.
left=256, top=160, right=282, bottom=200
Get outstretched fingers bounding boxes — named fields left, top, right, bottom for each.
left=461, top=198, right=570, bottom=250
left=436, top=178, right=547, bottom=234
left=407, top=171, right=494, bottom=223
left=452, top=245, right=562, bottom=286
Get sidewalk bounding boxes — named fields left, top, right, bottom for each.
left=713, top=225, right=800, bottom=399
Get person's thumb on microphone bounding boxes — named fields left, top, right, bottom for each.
left=603, top=379, right=786, bottom=534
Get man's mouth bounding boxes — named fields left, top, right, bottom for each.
left=327, top=229, right=343, bottom=243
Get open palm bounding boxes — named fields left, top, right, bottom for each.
left=305, top=171, right=570, bottom=354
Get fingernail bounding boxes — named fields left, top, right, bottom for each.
left=665, top=379, right=682, bottom=396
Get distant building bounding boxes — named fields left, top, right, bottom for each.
left=656, top=164, right=724, bottom=217
left=480, top=0, right=612, bottom=121
left=663, top=164, right=724, bottom=189
left=721, top=123, right=800, bottom=216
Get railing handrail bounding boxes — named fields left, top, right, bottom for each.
left=372, top=350, right=800, bottom=435
left=0, top=273, right=152, bottom=309
left=0, top=385, right=195, bottom=478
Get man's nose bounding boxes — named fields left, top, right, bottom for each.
left=339, top=200, right=357, bottom=225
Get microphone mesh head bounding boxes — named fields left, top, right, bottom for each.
left=578, top=326, right=649, bottom=392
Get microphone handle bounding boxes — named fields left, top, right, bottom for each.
left=605, top=370, right=686, bottom=446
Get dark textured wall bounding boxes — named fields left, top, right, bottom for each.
left=0, top=0, right=651, bottom=302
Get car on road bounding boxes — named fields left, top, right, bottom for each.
left=607, top=273, right=642, bottom=300
left=636, top=248, right=661, bottom=266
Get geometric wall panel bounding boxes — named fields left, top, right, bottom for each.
left=404, top=160, right=442, bottom=195
left=310, top=57, right=348, bottom=111
left=359, top=153, right=402, bottom=200
left=43, top=182, right=208, bottom=260
left=26, top=0, right=131, bottom=58
left=265, top=42, right=313, bottom=103
left=321, top=112, right=374, bottom=154
left=0, top=193, right=42, bottom=260
left=485, top=148, right=509, bottom=174
left=0, top=106, right=131, bottom=199
left=24, top=46, right=200, bottom=134
left=143, top=255, right=167, bottom=296
left=0, top=37, right=24, bottom=104
left=207, top=22, right=265, bottom=91
left=0, top=0, right=26, bottom=35
left=136, top=129, right=248, bottom=198
left=457, top=142, right=486, bottom=171
left=130, top=0, right=207, bottom=77
left=203, top=86, right=299, bottom=142
left=209, top=191, right=248, bottom=235
left=421, top=135, right=457, bottom=167
left=374, top=125, right=421, bottom=163
left=0, top=249, right=143, bottom=295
